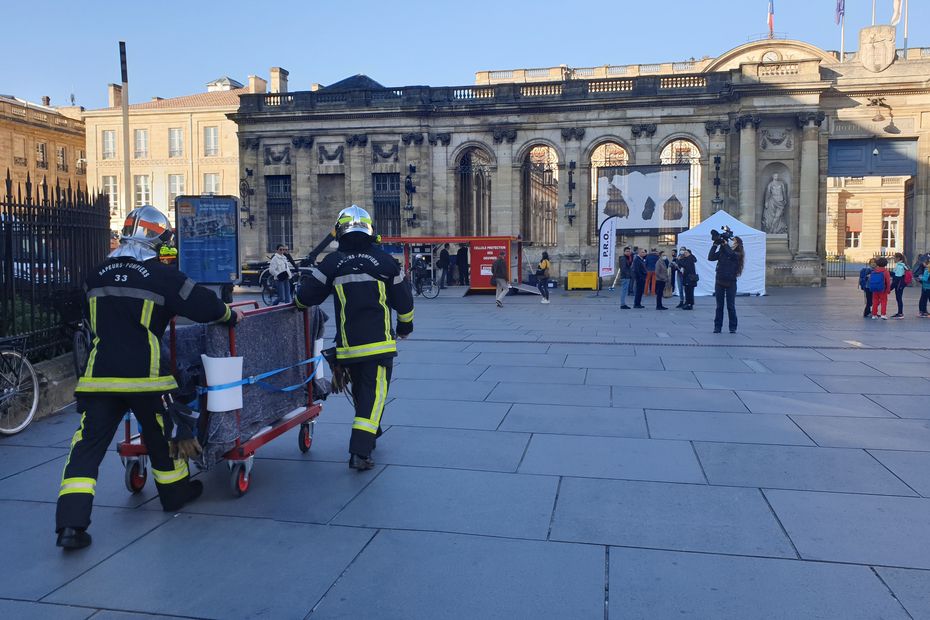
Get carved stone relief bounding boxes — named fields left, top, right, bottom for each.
left=630, top=123, right=657, bottom=138
left=318, top=144, right=344, bottom=164
left=346, top=134, right=368, bottom=147
left=401, top=133, right=424, bottom=146
left=372, top=142, right=399, bottom=163
left=263, top=145, right=290, bottom=165
left=560, top=127, right=586, bottom=141
left=759, top=128, right=793, bottom=150
left=428, top=132, right=451, bottom=146
left=491, top=127, right=517, bottom=144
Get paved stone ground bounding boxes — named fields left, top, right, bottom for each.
left=2, top=279, right=930, bottom=619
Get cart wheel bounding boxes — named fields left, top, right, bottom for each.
left=230, top=463, right=250, bottom=497
left=298, top=423, right=313, bottom=453
left=124, top=460, right=146, bottom=494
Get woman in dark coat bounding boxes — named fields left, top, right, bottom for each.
left=708, top=236, right=745, bottom=333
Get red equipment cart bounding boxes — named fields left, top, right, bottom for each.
left=117, top=301, right=323, bottom=497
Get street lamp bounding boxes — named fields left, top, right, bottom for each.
left=711, top=155, right=724, bottom=211
left=239, top=178, right=255, bottom=228
left=404, top=164, right=419, bottom=228
left=564, top=160, right=577, bottom=226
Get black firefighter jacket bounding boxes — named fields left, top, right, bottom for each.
left=77, top=257, right=236, bottom=394
left=296, top=239, right=414, bottom=364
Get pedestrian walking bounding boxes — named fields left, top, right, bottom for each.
left=654, top=251, right=669, bottom=310
left=632, top=248, right=648, bottom=308
left=869, top=257, right=892, bottom=319
left=536, top=251, right=551, bottom=304
left=615, top=247, right=634, bottom=309
left=708, top=235, right=744, bottom=333
left=891, top=252, right=910, bottom=319
left=492, top=251, right=509, bottom=307
left=859, top=259, right=877, bottom=318
left=677, top=248, right=698, bottom=310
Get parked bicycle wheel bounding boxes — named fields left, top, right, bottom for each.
left=261, top=270, right=279, bottom=306
left=0, top=348, right=40, bottom=435
left=72, top=327, right=91, bottom=378
left=421, top=278, right=440, bottom=299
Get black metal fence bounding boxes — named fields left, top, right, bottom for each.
left=1, top=170, right=110, bottom=360
left=825, top=255, right=847, bottom=279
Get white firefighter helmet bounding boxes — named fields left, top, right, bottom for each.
left=120, top=205, right=174, bottom=249
left=335, top=204, right=374, bottom=239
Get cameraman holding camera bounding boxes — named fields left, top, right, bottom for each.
left=708, top=227, right=744, bottom=334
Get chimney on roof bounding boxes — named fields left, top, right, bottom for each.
left=248, top=75, right=267, bottom=94
left=310, top=83, right=322, bottom=92
left=151, top=96, right=163, bottom=102
left=107, top=84, right=122, bottom=108
left=270, top=67, right=289, bottom=94
left=41, top=96, right=50, bottom=106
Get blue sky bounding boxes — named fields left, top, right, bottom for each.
left=4, top=0, right=926, bottom=110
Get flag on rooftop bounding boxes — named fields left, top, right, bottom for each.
left=835, top=0, right=845, bottom=25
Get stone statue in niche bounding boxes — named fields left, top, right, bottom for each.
left=762, top=173, right=789, bottom=234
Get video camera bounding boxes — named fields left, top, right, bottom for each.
left=710, top=225, right=734, bottom=245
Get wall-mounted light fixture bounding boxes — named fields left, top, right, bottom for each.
left=239, top=178, right=255, bottom=228
left=711, top=155, right=724, bottom=211
left=404, top=163, right=419, bottom=227
left=565, top=160, right=577, bottom=226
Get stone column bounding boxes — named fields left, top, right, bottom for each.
left=796, top=112, right=825, bottom=258
left=735, top=114, right=760, bottom=226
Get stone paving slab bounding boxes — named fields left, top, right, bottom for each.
left=0, top=449, right=158, bottom=509
left=586, top=368, right=700, bottom=389
left=380, top=398, right=511, bottom=430
left=518, top=434, right=705, bottom=483
left=46, top=514, right=374, bottom=619
left=563, top=354, right=663, bottom=370
left=353, top=426, right=530, bottom=472
left=611, top=387, right=748, bottom=412
left=695, top=371, right=825, bottom=392
left=550, top=477, right=796, bottom=557
left=791, top=416, right=930, bottom=450
left=0, top=500, right=169, bottom=601
left=765, top=489, right=930, bottom=569
left=141, top=459, right=383, bottom=524
left=647, top=411, right=815, bottom=445
left=391, top=362, right=487, bottom=381
left=609, top=547, right=910, bottom=620
left=499, top=404, right=647, bottom=438
left=758, top=359, right=879, bottom=376
left=634, top=345, right=732, bottom=358
left=309, top=530, right=605, bottom=620
left=874, top=568, right=930, bottom=620
left=864, top=360, right=930, bottom=377
left=0, top=600, right=93, bottom=620
left=462, top=341, right=550, bottom=353
left=0, top=445, right=67, bottom=480
left=392, top=351, right=479, bottom=366
left=808, top=374, right=930, bottom=395
left=726, top=347, right=830, bottom=361
left=89, top=612, right=193, bottom=620
left=867, top=394, right=930, bottom=418
left=333, top=466, right=558, bottom=539
left=253, top=421, right=357, bottom=463
left=388, top=378, right=497, bottom=401
left=476, top=364, right=586, bottom=384
left=736, top=391, right=895, bottom=417
left=817, top=348, right=929, bottom=363
left=548, top=343, right=636, bottom=356
left=0, top=412, right=77, bottom=447
left=469, top=352, right=566, bottom=367
left=660, top=357, right=756, bottom=373
left=694, top=442, right=916, bottom=495
left=868, top=450, right=930, bottom=497
left=487, top=381, right=611, bottom=407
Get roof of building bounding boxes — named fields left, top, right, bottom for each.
left=207, top=76, right=244, bottom=89
left=323, top=75, right=385, bottom=90
left=106, top=88, right=248, bottom=111
left=0, top=94, right=58, bottom=112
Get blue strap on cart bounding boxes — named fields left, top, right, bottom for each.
left=197, top=355, right=323, bottom=395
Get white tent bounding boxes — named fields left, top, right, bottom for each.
left=677, top=210, right=766, bottom=296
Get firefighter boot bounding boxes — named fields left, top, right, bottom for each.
left=349, top=454, right=375, bottom=471
left=160, top=479, right=204, bottom=512
left=56, top=527, right=92, bottom=550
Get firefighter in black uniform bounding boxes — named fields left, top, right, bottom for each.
left=296, top=205, right=414, bottom=471
left=56, top=205, right=240, bottom=550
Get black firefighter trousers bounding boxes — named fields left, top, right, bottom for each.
left=56, top=393, right=194, bottom=532
left=347, top=359, right=393, bottom=458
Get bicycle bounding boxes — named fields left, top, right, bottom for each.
left=411, top=270, right=440, bottom=299
left=54, top=289, right=93, bottom=377
left=261, top=270, right=300, bottom=306
left=0, top=336, right=40, bottom=435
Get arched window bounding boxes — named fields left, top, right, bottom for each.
left=660, top=139, right=702, bottom=229
left=457, top=147, right=493, bottom=235
left=589, top=142, right=630, bottom=243
left=520, top=145, right=559, bottom=245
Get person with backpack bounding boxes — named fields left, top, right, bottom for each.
left=918, top=258, right=930, bottom=318
left=890, top=252, right=910, bottom=319
left=869, top=257, right=892, bottom=320
left=536, top=251, right=551, bottom=304
left=858, top=258, right=877, bottom=318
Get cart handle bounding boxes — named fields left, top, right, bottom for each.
left=229, top=301, right=260, bottom=311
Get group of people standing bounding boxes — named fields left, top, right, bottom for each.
left=611, top=247, right=699, bottom=311
left=435, top=243, right=470, bottom=288
left=859, top=251, right=930, bottom=319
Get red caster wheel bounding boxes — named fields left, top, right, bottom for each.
left=230, top=463, right=250, bottom=497
left=124, top=459, right=146, bottom=494
left=298, top=422, right=313, bottom=453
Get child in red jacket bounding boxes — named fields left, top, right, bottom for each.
left=869, top=257, right=893, bottom=319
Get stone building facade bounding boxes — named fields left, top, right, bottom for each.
left=232, top=35, right=930, bottom=284
left=83, top=70, right=286, bottom=228
left=0, top=95, right=86, bottom=191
